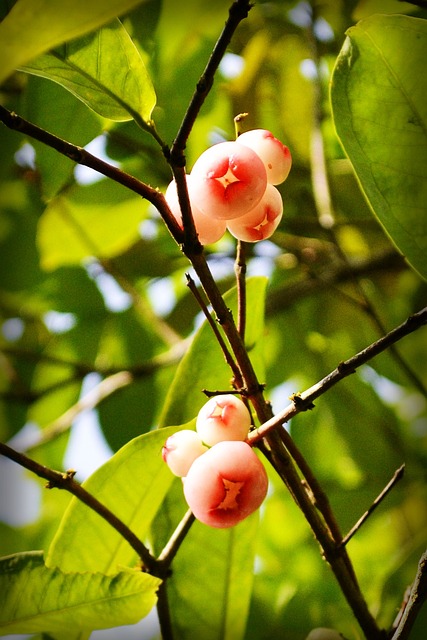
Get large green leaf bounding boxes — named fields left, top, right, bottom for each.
left=0, top=0, right=149, bottom=87
left=159, top=276, right=268, bottom=427
left=331, top=14, right=427, bottom=280
left=37, top=180, right=146, bottom=271
left=46, top=425, right=181, bottom=574
left=20, top=18, right=156, bottom=124
left=0, top=551, right=160, bottom=635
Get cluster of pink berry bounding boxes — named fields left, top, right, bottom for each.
left=165, top=129, right=292, bottom=244
left=162, top=394, right=268, bottom=528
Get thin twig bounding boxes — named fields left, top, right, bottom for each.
left=170, top=0, right=253, bottom=164
left=157, top=509, right=195, bottom=568
left=235, top=240, right=247, bottom=340
left=249, top=306, right=427, bottom=444
left=185, top=273, right=242, bottom=385
left=340, top=465, right=405, bottom=547
left=391, top=551, right=427, bottom=640
left=24, top=372, right=133, bottom=452
left=0, top=442, right=157, bottom=573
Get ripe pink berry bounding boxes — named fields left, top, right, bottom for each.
left=165, top=176, right=226, bottom=245
left=227, top=183, right=283, bottom=242
left=189, top=141, right=267, bottom=220
left=183, top=441, right=268, bottom=528
left=237, top=129, right=292, bottom=185
left=196, top=394, right=251, bottom=446
left=162, top=429, right=208, bottom=477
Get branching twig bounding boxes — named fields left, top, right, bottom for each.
left=340, top=465, right=405, bottom=547
left=0, top=442, right=157, bottom=573
left=249, top=306, right=427, bottom=444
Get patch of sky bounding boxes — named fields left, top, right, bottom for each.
left=14, top=142, right=35, bottom=169
left=219, top=52, right=245, bottom=80
left=74, top=134, right=120, bottom=185
left=146, top=277, right=176, bottom=317
left=85, top=260, right=132, bottom=312
left=1, top=423, right=42, bottom=527
left=1, top=317, right=25, bottom=342
left=43, top=310, right=77, bottom=334
left=64, top=373, right=113, bottom=481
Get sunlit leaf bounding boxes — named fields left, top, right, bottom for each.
left=0, top=551, right=160, bottom=634
left=46, top=425, right=182, bottom=574
left=331, top=14, right=427, bottom=280
left=0, top=0, right=150, bottom=86
left=37, top=180, right=146, bottom=270
left=20, top=19, right=156, bottom=124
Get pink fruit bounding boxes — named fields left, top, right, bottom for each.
left=183, top=441, right=268, bottom=528
left=227, top=183, right=283, bottom=242
left=237, top=129, right=292, bottom=185
left=165, top=176, right=226, bottom=245
left=189, top=141, right=267, bottom=220
left=196, top=394, right=251, bottom=446
left=162, top=429, right=208, bottom=477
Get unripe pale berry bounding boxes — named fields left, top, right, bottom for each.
left=162, top=429, right=208, bottom=477
left=305, top=629, right=344, bottom=640
left=227, top=183, right=283, bottom=242
left=165, top=176, right=226, bottom=245
left=237, top=129, right=292, bottom=185
left=196, top=394, right=251, bottom=446
left=183, top=440, right=268, bottom=528
left=189, top=141, right=267, bottom=220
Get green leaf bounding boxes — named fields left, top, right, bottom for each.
left=37, top=180, right=146, bottom=270
left=25, top=76, right=103, bottom=199
left=330, top=14, right=427, bottom=280
left=0, top=0, right=151, bottom=87
left=0, top=551, right=161, bottom=635
left=20, top=18, right=156, bottom=124
left=166, top=515, right=259, bottom=640
left=159, top=276, right=268, bottom=427
left=46, top=426, right=181, bottom=574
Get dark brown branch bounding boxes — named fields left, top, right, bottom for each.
left=249, top=306, right=427, bottom=444
left=0, top=104, right=183, bottom=243
left=0, top=441, right=157, bottom=573
left=340, top=465, right=405, bottom=547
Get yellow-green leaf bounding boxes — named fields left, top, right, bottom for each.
left=20, top=19, right=156, bottom=124
left=37, top=181, right=146, bottom=271
left=331, top=14, right=427, bottom=280
left=0, top=551, right=161, bottom=635
left=0, top=0, right=149, bottom=86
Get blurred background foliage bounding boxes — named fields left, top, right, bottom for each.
left=0, top=0, right=426, bottom=638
